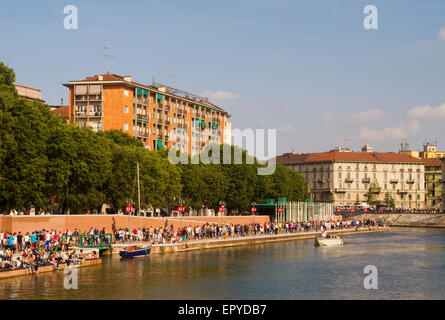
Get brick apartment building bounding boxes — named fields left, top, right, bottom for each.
left=63, top=74, right=231, bottom=154
left=276, top=144, right=426, bottom=208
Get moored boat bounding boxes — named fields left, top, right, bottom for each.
left=315, top=235, right=343, bottom=247
left=119, top=245, right=151, bottom=258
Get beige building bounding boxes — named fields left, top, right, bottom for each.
left=14, top=84, right=45, bottom=103
left=276, top=144, right=425, bottom=208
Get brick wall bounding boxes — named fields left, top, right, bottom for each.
left=0, top=215, right=270, bottom=234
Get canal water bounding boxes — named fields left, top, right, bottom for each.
left=1, top=228, right=444, bottom=300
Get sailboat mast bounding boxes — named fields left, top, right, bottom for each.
left=137, top=162, right=141, bottom=216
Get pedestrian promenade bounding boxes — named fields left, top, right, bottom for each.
left=112, top=226, right=390, bottom=254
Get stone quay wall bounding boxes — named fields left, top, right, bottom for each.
left=354, top=213, right=445, bottom=228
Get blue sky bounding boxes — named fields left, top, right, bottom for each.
left=1, top=0, right=445, bottom=156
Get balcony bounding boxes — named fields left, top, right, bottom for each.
left=334, top=188, right=346, bottom=193
left=372, top=187, right=381, bottom=194
left=75, top=112, right=87, bottom=117
left=390, top=179, right=399, bottom=184
left=362, top=178, right=371, bottom=183
left=89, top=111, right=102, bottom=118
left=345, top=177, right=353, bottom=183
left=135, top=130, right=149, bottom=138
left=88, top=95, right=102, bottom=101
left=397, top=189, right=408, bottom=194
left=136, top=114, right=149, bottom=122
left=406, top=179, right=415, bottom=184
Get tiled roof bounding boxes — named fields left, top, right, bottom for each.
left=66, top=74, right=226, bottom=113
left=276, top=151, right=424, bottom=164
left=51, top=106, right=69, bottom=118
left=81, top=74, right=154, bottom=89
left=424, top=157, right=443, bottom=167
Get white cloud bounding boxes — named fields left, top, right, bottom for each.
left=202, top=90, right=239, bottom=101
left=438, top=27, right=445, bottom=41
left=276, top=124, right=295, bottom=133
left=323, top=114, right=335, bottom=121
left=348, top=109, right=383, bottom=123
left=359, top=120, right=419, bottom=141
left=407, top=103, right=445, bottom=120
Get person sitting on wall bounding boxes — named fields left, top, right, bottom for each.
left=77, top=250, right=86, bottom=262
left=86, top=251, right=97, bottom=260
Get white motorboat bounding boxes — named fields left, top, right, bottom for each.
left=315, top=235, right=343, bottom=247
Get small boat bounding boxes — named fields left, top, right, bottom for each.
left=119, top=245, right=151, bottom=258
left=119, top=163, right=151, bottom=259
left=315, top=235, right=343, bottom=247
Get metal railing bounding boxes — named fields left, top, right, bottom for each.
left=63, top=234, right=113, bottom=249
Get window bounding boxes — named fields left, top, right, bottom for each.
left=124, top=123, right=129, bottom=131
left=124, top=105, right=129, bottom=113
left=124, top=90, right=129, bottom=97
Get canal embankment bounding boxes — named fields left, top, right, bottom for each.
left=0, top=258, right=102, bottom=280
left=355, top=213, right=445, bottom=228
left=111, top=227, right=390, bottom=255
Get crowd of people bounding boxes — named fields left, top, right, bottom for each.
left=0, top=229, right=99, bottom=272
left=336, top=206, right=442, bottom=214
left=113, top=218, right=385, bottom=245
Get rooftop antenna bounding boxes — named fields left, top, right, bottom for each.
left=58, top=80, right=65, bottom=106
left=344, top=133, right=349, bottom=150
left=100, top=39, right=114, bottom=74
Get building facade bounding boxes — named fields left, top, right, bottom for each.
left=14, top=84, right=45, bottom=103
left=276, top=145, right=425, bottom=208
left=442, top=158, right=445, bottom=213
left=64, top=74, right=231, bottom=154
left=424, top=158, right=442, bottom=209
left=400, top=142, right=445, bottom=159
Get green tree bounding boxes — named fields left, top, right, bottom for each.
left=384, top=192, right=395, bottom=209
left=364, top=185, right=375, bottom=206
left=270, top=164, right=310, bottom=202
left=0, top=67, right=54, bottom=213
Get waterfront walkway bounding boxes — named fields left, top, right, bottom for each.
left=112, top=226, right=390, bottom=254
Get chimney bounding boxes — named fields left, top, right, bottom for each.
left=98, top=75, right=103, bottom=81
left=124, top=76, right=132, bottom=82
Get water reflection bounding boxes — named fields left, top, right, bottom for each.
left=0, top=228, right=444, bottom=300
